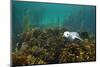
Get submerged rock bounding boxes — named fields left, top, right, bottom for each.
left=80, top=32, right=89, bottom=39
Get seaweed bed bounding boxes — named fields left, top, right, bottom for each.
left=12, top=28, right=96, bottom=66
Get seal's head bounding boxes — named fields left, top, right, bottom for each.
left=63, top=31, right=70, bottom=38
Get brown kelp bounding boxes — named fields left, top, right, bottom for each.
left=23, top=16, right=31, bottom=32
left=12, top=28, right=96, bottom=66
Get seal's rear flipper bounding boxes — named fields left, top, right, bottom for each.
left=77, top=37, right=83, bottom=41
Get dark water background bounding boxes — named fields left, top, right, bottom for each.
left=12, top=1, right=96, bottom=49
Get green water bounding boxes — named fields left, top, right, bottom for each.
left=12, top=1, right=96, bottom=48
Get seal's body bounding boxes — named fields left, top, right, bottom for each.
left=63, top=31, right=83, bottom=41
